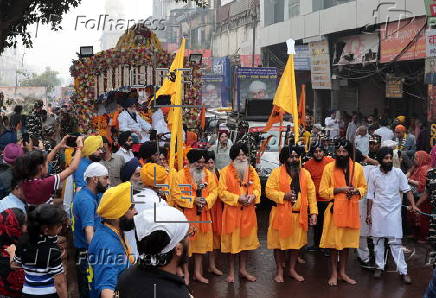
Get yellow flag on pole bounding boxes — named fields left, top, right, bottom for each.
left=164, top=39, right=186, bottom=171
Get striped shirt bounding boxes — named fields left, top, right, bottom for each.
left=14, top=235, right=64, bottom=295
left=21, top=174, right=61, bottom=205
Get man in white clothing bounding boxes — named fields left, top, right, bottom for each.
left=115, top=131, right=135, bottom=163
left=118, top=98, right=152, bottom=143
left=366, top=147, right=420, bottom=284
left=324, top=110, right=339, bottom=139
left=151, top=95, right=171, bottom=145
left=355, top=126, right=370, bottom=156
left=374, top=119, right=395, bottom=143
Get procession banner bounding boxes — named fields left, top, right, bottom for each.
left=380, top=16, right=426, bottom=63
left=201, top=74, right=228, bottom=108
left=236, top=67, right=278, bottom=112
left=333, top=33, right=378, bottom=65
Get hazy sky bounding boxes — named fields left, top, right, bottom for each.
left=20, top=0, right=153, bottom=84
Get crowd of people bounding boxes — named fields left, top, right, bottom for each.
left=0, top=101, right=435, bottom=298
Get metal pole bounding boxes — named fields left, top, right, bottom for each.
left=251, top=1, right=256, bottom=67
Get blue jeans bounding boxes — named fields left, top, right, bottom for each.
left=424, top=268, right=436, bottom=298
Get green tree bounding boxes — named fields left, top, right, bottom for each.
left=0, top=0, right=81, bottom=55
left=20, top=67, right=62, bottom=94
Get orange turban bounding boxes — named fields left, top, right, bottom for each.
left=140, top=163, right=167, bottom=187
left=394, top=124, right=406, bottom=133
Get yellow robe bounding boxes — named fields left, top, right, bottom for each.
left=319, top=161, right=367, bottom=249
left=266, top=167, right=317, bottom=250
left=174, top=168, right=217, bottom=256
left=219, top=165, right=261, bottom=254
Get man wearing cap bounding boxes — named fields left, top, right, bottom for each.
left=303, top=144, right=334, bottom=250
left=266, top=145, right=317, bottom=283
left=219, top=143, right=261, bottom=283
left=0, top=143, right=24, bottom=199
left=118, top=206, right=191, bottom=298
left=173, top=149, right=217, bottom=284
left=366, top=147, right=419, bottom=284
left=72, top=162, right=110, bottom=297
left=209, top=131, right=233, bottom=170
left=394, top=124, right=416, bottom=158
left=319, top=140, right=367, bottom=286
left=74, top=136, right=104, bottom=192
left=88, top=182, right=137, bottom=298
left=125, top=162, right=169, bottom=259
left=118, top=97, right=151, bottom=143
left=115, top=131, right=134, bottom=163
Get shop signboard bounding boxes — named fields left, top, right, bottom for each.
left=380, top=16, right=426, bottom=63
left=295, top=45, right=311, bottom=70
left=236, top=67, right=278, bottom=112
left=309, top=40, right=332, bottom=89
left=386, top=74, right=403, bottom=98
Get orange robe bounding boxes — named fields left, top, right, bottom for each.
left=219, top=164, right=261, bottom=254
left=304, top=156, right=334, bottom=201
left=174, top=168, right=217, bottom=256
left=319, top=161, right=367, bottom=249
left=266, top=167, right=317, bottom=250
left=209, top=171, right=223, bottom=249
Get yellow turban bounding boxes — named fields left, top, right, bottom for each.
left=140, top=163, right=167, bottom=187
left=82, top=136, right=103, bottom=157
left=97, top=182, right=132, bottom=219
left=396, top=116, right=406, bottom=124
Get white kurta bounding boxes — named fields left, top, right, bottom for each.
left=118, top=110, right=152, bottom=143
left=367, top=167, right=411, bottom=238
left=151, top=109, right=170, bottom=145
left=125, top=188, right=168, bottom=259
left=114, top=147, right=135, bottom=163
left=359, top=165, right=377, bottom=237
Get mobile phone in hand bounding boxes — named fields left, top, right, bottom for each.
left=66, top=136, right=78, bottom=148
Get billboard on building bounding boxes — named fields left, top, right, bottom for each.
left=236, top=67, right=278, bottom=112
left=380, top=16, right=426, bottom=63
left=202, top=74, right=230, bottom=108
left=212, top=57, right=231, bottom=107
left=309, top=40, right=332, bottom=89
left=295, top=45, right=311, bottom=70
left=333, top=33, right=378, bottom=65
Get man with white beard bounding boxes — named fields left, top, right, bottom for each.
left=174, top=149, right=218, bottom=284
left=366, top=147, right=420, bottom=284
left=219, top=143, right=261, bottom=283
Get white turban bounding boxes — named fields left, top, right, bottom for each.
left=248, top=80, right=266, bottom=93
left=381, top=140, right=398, bottom=149
left=134, top=206, right=189, bottom=254
left=84, top=162, right=108, bottom=180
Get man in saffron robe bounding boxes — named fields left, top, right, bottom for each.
left=174, top=149, right=217, bottom=284
left=319, top=140, right=367, bottom=286
left=219, top=143, right=261, bottom=283
left=266, top=145, right=317, bottom=283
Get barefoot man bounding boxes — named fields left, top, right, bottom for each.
left=174, top=149, right=217, bottom=284
left=319, top=140, right=367, bottom=286
left=219, top=143, right=261, bottom=282
left=266, top=145, right=317, bottom=283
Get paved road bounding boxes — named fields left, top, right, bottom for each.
left=189, top=207, right=432, bottom=298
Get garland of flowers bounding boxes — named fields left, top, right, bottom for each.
left=69, top=26, right=203, bottom=133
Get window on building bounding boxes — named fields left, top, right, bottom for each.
left=288, top=0, right=300, bottom=18
left=312, top=0, right=353, bottom=11
left=264, top=0, right=285, bottom=26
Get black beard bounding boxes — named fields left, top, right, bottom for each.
left=336, top=156, right=349, bottom=169
left=123, top=143, right=131, bottom=150
left=380, top=162, right=393, bottom=172
left=286, top=161, right=300, bottom=177
left=89, top=154, right=102, bottom=162
left=96, top=181, right=108, bottom=194
left=119, top=217, right=135, bottom=231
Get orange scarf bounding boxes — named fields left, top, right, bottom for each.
left=222, top=163, right=257, bottom=238
left=180, top=168, right=211, bottom=236
left=331, top=160, right=360, bottom=229
left=210, top=174, right=223, bottom=235
left=272, top=166, right=308, bottom=239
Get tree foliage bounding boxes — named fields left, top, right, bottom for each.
left=0, top=0, right=81, bottom=55
left=20, top=67, right=62, bottom=93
